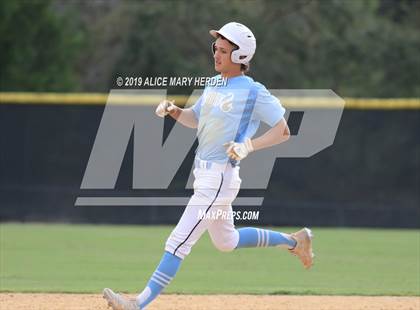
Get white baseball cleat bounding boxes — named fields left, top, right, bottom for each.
left=103, top=288, right=141, bottom=310
left=288, top=228, right=314, bottom=269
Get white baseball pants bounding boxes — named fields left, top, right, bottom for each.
left=165, top=159, right=241, bottom=259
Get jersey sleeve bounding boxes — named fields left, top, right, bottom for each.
left=252, top=85, right=285, bottom=127
left=191, top=95, right=204, bottom=120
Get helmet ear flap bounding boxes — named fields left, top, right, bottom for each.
left=211, top=42, right=216, bottom=55
left=231, top=50, right=250, bottom=64
left=231, top=50, right=239, bottom=63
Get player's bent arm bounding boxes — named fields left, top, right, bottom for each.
left=224, top=119, right=290, bottom=161
left=251, top=118, right=290, bottom=151
left=168, top=106, right=198, bottom=129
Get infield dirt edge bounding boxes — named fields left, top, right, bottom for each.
left=1, top=293, right=419, bottom=310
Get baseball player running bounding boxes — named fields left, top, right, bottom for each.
left=104, top=22, right=314, bottom=310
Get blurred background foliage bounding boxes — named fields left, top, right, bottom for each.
left=1, top=0, right=419, bottom=97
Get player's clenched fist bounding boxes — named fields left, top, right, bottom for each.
left=155, top=100, right=176, bottom=118
left=224, top=138, right=254, bottom=160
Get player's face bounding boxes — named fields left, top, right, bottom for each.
left=213, top=37, right=240, bottom=75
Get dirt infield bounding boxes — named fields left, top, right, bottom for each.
left=0, top=293, right=419, bottom=310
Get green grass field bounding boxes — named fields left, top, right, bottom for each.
left=0, top=223, right=419, bottom=296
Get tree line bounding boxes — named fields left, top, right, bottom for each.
left=1, top=0, right=419, bottom=97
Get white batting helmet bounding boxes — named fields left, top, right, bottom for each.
left=210, top=22, right=256, bottom=64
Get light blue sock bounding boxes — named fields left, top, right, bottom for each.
left=236, top=227, right=296, bottom=249
left=136, top=251, right=182, bottom=309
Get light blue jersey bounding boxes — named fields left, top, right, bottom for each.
left=191, top=75, right=285, bottom=164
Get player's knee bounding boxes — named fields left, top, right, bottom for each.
left=212, top=238, right=237, bottom=253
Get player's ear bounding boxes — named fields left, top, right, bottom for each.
left=212, top=42, right=216, bottom=55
